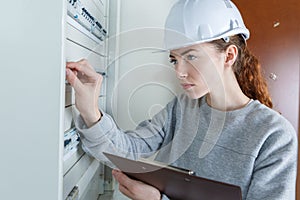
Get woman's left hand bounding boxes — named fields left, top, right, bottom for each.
left=112, top=169, right=161, bottom=200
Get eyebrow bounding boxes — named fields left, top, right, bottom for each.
left=169, top=49, right=197, bottom=58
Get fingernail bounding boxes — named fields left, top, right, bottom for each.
left=112, top=169, right=120, bottom=176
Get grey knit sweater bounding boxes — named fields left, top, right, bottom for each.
left=75, top=94, right=298, bottom=199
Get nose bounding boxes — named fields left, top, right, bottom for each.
left=175, top=60, right=188, bottom=79
left=177, top=72, right=187, bottom=79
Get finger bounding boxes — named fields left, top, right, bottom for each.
left=66, top=68, right=76, bottom=86
left=66, top=68, right=84, bottom=93
left=66, top=59, right=97, bottom=78
left=118, top=183, right=134, bottom=198
left=112, top=170, right=129, bottom=185
left=113, top=170, right=137, bottom=198
left=112, top=170, right=136, bottom=190
left=66, top=59, right=89, bottom=69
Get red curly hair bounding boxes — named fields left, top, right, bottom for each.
left=210, top=35, right=273, bottom=108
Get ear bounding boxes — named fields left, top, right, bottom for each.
left=224, top=45, right=238, bottom=67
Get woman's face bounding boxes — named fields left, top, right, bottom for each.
left=169, top=42, right=225, bottom=99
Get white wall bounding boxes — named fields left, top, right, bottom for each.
left=109, top=0, right=182, bottom=130
left=0, top=1, right=65, bottom=199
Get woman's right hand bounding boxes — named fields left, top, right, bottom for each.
left=66, top=59, right=103, bottom=127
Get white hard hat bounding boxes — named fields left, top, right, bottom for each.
left=164, top=0, right=250, bottom=50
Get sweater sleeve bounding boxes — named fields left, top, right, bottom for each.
left=74, top=98, right=176, bottom=165
left=245, top=120, right=298, bottom=200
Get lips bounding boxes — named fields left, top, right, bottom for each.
left=181, top=83, right=195, bottom=90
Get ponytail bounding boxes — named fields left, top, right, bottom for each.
left=210, top=35, right=273, bottom=108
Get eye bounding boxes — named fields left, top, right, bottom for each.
left=169, top=58, right=178, bottom=65
left=186, top=54, right=197, bottom=61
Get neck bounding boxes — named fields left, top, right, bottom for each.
left=206, top=73, right=250, bottom=111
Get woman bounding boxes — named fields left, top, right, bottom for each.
left=66, top=0, right=297, bottom=199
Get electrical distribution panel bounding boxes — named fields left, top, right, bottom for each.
left=67, top=0, right=107, bottom=41
left=64, top=0, right=108, bottom=199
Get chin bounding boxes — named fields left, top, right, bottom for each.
left=185, top=90, right=208, bottom=100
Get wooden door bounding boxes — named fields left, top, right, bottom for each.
left=234, top=0, right=300, bottom=198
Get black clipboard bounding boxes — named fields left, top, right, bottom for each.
left=103, top=152, right=242, bottom=200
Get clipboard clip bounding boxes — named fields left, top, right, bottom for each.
left=168, top=165, right=195, bottom=176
